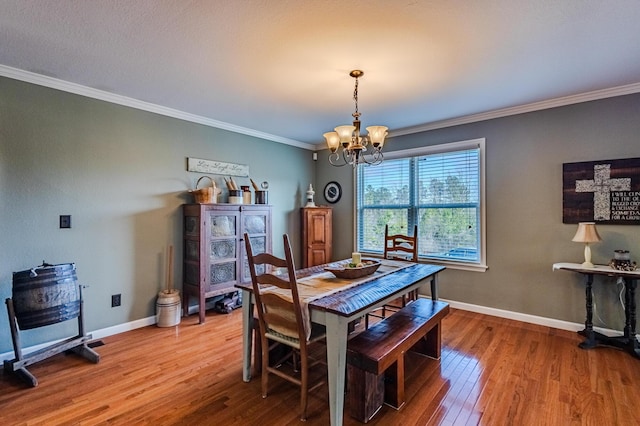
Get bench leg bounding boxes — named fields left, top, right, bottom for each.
left=384, top=355, right=405, bottom=410
left=410, top=321, right=442, bottom=359
left=347, top=365, right=384, bottom=423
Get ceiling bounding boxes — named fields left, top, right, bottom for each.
left=2, top=1, right=640, bottom=150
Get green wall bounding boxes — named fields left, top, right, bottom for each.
left=0, top=77, right=314, bottom=354
left=318, top=93, right=640, bottom=330
left=2, top=73, right=639, bottom=356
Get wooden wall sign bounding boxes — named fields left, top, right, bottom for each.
left=563, top=157, right=640, bottom=224
left=187, top=157, right=249, bottom=177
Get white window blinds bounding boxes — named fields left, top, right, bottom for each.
left=356, top=139, right=484, bottom=266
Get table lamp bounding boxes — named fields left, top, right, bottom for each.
left=572, top=222, right=602, bottom=268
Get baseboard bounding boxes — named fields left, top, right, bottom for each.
left=439, top=297, right=634, bottom=339
left=89, top=316, right=157, bottom=340
left=0, top=315, right=156, bottom=363
left=2, top=299, right=635, bottom=363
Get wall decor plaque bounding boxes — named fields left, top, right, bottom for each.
left=563, top=157, right=640, bottom=224
left=187, top=157, right=249, bottom=177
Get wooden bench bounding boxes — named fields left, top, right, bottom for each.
left=347, top=298, right=450, bottom=423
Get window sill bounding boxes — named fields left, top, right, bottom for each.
left=362, top=253, right=488, bottom=272
left=423, top=258, right=488, bottom=272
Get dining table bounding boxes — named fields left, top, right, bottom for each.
left=235, top=258, right=446, bottom=426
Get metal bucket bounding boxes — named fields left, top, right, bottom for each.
left=12, top=262, right=80, bottom=330
left=156, top=290, right=181, bottom=327
left=255, top=190, right=268, bottom=204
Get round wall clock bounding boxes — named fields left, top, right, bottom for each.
left=323, top=181, right=342, bottom=204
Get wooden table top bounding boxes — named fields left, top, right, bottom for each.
left=236, top=262, right=445, bottom=317
left=553, top=262, right=640, bottom=279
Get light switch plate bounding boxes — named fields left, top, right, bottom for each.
left=59, top=215, right=71, bottom=228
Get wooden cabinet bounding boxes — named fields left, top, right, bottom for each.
left=301, top=207, right=332, bottom=268
left=183, top=204, right=272, bottom=323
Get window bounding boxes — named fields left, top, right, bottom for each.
left=356, top=138, right=486, bottom=271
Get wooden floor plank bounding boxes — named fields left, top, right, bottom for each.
left=2, top=307, right=640, bottom=425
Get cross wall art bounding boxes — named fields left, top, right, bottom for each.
left=563, top=157, right=640, bottom=224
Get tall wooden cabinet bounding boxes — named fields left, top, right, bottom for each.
left=183, top=204, right=272, bottom=323
left=301, top=207, right=333, bottom=268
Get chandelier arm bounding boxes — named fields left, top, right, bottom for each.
left=360, top=155, right=375, bottom=166
left=370, top=150, right=383, bottom=165
left=343, top=148, right=353, bottom=165
left=328, top=151, right=347, bottom=167
left=359, top=149, right=383, bottom=166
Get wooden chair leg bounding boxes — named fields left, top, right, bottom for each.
left=300, top=355, right=309, bottom=421
left=293, top=350, right=300, bottom=372
left=253, top=325, right=262, bottom=376
left=261, top=336, right=269, bottom=398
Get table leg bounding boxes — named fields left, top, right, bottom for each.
left=241, top=289, right=253, bottom=382
left=579, top=273, right=597, bottom=349
left=624, top=280, right=636, bottom=337
left=626, top=279, right=640, bottom=358
left=325, top=313, right=349, bottom=426
left=430, top=275, right=439, bottom=301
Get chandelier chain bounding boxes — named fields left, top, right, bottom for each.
left=353, top=76, right=359, bottom=116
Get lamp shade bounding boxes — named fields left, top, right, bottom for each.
left=366, top=126, right=388, bottom=147
left=334, top=125, right=356, bottom=144
left=572, top=222, right=602, bottom=243
left=323, top=132, right=340, bottom=152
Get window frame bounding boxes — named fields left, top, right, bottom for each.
left=354, top=138, right=487, bottom=272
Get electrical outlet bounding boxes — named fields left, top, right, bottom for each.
left=111, top=294, right=121, bottom=307
left=60, top=215, right=71, bottom=228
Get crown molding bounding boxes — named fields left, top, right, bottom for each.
left=390, top=82, right=640, bottom=138
left=0, top=64, right=315, bottom=151
left=3, top=64, right=639, bottom=151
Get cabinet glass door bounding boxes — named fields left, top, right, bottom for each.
left=209, top=212, right=239, bottom=286
left=241, top=211, right=270, bottom=282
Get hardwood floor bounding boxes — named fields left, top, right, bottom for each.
left=1, top=307, right=639, bottom=425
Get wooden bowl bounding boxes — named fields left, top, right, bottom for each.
left=325, top=259, right=381, bottom=279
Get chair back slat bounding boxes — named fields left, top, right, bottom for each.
left=252, top=252, right=289, bottom=269
left=384, top=224, right=418, bottom=262
left=254, top=273, right=291, bottom=289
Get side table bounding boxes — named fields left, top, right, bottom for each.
left=553, top=262, right=640, bottom=359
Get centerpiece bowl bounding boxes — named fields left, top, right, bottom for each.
left=325, top=259, right=381, bottom=279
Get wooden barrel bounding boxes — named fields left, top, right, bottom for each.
left=12, top=263, right=81, bottom=330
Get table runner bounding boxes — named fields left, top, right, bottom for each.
left=264, top=259, right=414, bottom=339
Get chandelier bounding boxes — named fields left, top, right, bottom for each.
left=323, top=70, right=388, bottom=167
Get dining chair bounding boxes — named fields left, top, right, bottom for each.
left=244, top=233, right=327, bottom=422
left=366, top=224, right=419, bottom=328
